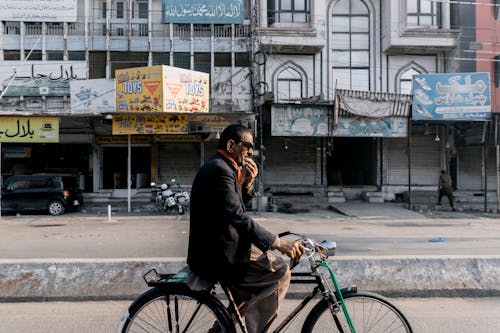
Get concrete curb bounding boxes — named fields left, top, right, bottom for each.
left=1, top=256, right=500, bottom=301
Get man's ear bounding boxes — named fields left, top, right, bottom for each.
left=227, top=139, right=235, bottom=153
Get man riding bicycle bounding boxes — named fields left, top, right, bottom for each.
left=187, top=124, right=304, bottom=333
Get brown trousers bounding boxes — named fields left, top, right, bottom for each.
left=227, top=246, right=291, bottom=333
left=187, top=246, right=291, bottom=333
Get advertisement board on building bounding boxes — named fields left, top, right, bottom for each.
left=189, top=113, right=255, bottom=133
left=0, top=117, right=59, bottom=143
left=70, top=79, right=116, bottom=114
left=112, top=114, right=189, bottom=135
left=0, top=0, right=77, bottom=22
left=115, top=65, right=209, bottom=113
left=0, top=61, right=86, bottom=97
left=412, top=72, right=491, bottom=121
left=162, top=0, right=244, bottom=24
left=271, top=105, right=407, bottom=137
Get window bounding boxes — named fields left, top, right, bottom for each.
left=214, top=53, right=231, bottom=67
left=495, top=0, right=500, bottom=20
left=173, top=52, right=190, bottom=69
left=153, top=52, right=170, bottom=65
left=267, top=0, right=310, bottom=25
left=235, top=53, right=250, bottom=67
left=331, top=0, right=370, bottom=91
left=4, top=50, right=20, bottom=60
left=399, top=68, right=421, bottom=94
left=68, top=51, right=86, bottom=61
left=495, top=55, right=500, bottom=88
left=116, top=2, right=124, bottom=19
left=25, top=50, right=42, bottom=60
left=407, top=0, right=440, bottom=27
left=194, top=53, right=211, bottom=73
left=102, top=1, right=107, bottom=19
left=47, top=51, right=64, bottom=61
left=277, top=67, right=303, bottom=102
left=138, top=2, right=148, bottom=19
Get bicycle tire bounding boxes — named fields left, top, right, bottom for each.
left=119, top=287, right=235, bottom=333
left=301, top=292, right=413, bottom=333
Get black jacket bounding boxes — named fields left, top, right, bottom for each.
left=187, top=152, right=276, bottom=282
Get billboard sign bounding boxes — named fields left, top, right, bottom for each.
left=0, top=0, right=77, bottom=22
left=0, top=117, right=59, bottom=143
left=0, top=61, right=86, bottom=97
left=115, top=65, right=209, bottom=113
left=162, top=0, right=244, bottom=24
left=271, top=105, right=407, bottom=137
left=70, top=79, right=116, bottom=114
left=112, top=114, right=188, bottom=135
left=412, top=72, right=491, bottom=121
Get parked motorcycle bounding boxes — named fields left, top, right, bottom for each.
left=151, top=179, right=189, bottom=215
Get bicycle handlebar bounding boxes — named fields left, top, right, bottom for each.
left=278, top=231, right=336, bottom=269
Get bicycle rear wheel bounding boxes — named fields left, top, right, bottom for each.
left=119, top=287, right=234, bottom=333
left=301, top=292, right=412, bottom=333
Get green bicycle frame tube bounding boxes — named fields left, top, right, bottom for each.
left=319, top=262, right=356, bottom=333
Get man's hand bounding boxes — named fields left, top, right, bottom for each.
left=275, top=238, right=305, bottom=260
left=243, top=157, right=258, bottom=188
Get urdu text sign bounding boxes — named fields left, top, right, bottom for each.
left=412, top=72, right=491, bottom=121
left=0, top=117, right=59, bottom=143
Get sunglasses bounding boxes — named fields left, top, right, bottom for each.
left=237, top=140, right=254, bottom=151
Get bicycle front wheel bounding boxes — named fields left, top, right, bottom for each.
left=302, top=292, right=412, bottom=333
left=119, top=287, right=234, bottom=333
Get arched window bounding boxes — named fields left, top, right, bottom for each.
left=399, top=67, right=421, bottom=94
left=331, top=0, right=370, bottom=91
left=276, top=67, right=303, bottom=102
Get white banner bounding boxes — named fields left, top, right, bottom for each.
left=0, top=61, right=86, bottom=97
left=70, top=79, right=116, bottom=114
left=0, top=0, right=77, bottom=22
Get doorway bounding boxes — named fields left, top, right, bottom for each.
left=327, top=138, right=377, bottom=186
left=102, top=146, right=151, bottom=189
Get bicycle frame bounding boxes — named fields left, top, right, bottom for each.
left=264, top=270, right=357, bottom=333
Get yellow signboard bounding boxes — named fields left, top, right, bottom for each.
left=95, top=136, right=152, bottom=145
left=115, top=65, right=209, bottom=113
left=0, top=117, right=59, bottom=143
left=112, top=114, right=189, bottom=135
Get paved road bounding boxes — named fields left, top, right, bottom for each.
left=2, top=203, right=500, bottom=301
left=1, top=207, right=500, bottom=259
left=1, top=297, right=499, bottom=333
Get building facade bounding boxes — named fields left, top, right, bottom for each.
left=0, top=0, right=495, bottom=208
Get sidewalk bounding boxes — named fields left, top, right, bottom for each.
left=1, top=202, right=500, bottom=301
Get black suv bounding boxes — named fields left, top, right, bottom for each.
left=1, top=175, right=83, bottom=215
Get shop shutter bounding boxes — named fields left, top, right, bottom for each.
left=263, top=136, right=316, bottom=185
left=487, top=147, right=497, bottom=191
left=158, top=142, right=200, bottom=186
left=383, top=128, right=440, bottom=185
left=458, top=146, right=483, bottom=190
left=383, top=138, right=408, bottom=185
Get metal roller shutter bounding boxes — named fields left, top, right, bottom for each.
left=383, top=138, right=408, bottom=185
left=263, top=136, right=316, bottom=185
left=487, top=147, right=496, bottom=191
left=383, top=128, right=440, bottom=186
left=158, top=142, right=200, bottom=186
left=458, top=146, right=482, bottom=190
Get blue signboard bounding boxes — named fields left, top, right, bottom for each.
left=162, top=0, right=244, bottom=24
left=412, top=72, right=491, bottom=121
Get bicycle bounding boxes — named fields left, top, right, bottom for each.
left=118, top=231, right=413, bottom=333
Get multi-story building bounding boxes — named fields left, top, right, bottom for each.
left=1, top=0, right=493, bottom=209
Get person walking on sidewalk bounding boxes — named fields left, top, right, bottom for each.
left=438, top=169, right=455, bottom=211
left=186, top=124, right=304, bottom=333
